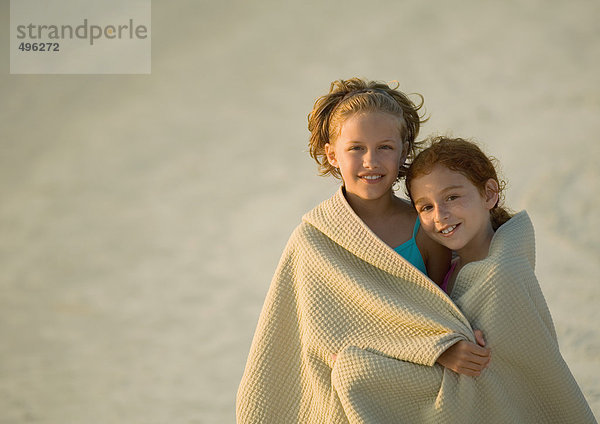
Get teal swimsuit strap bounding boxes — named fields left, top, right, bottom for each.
left=412, top=216, right=421, bottom=238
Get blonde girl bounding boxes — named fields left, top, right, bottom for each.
left=309, top=78, right=450, bottom=283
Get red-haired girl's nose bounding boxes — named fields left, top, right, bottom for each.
left=434, top=206, right=449, bottom=223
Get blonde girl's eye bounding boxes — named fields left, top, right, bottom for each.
left=379, top=144, right=394, bottom=150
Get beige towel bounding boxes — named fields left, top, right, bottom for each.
left=237, top=187, right=595, bottom=423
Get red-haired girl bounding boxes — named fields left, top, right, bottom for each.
left=404, top=136, right=594, bottom=422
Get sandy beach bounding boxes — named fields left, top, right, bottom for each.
left=1, top=0, right=598, bottom=422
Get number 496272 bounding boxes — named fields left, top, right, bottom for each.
left=18, top=42, right=59, bottom=52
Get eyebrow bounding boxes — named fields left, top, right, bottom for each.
left=441, top=184, right=464, bottom=192
left=413, top=185, right=465, bottom=206
left=413, top=197, right=428, bottom=206
left=345, top=139, right=398, bottom=144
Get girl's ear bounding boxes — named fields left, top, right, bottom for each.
left=325, top=143, right=338, bottom=168
left=484, top=179, right=499, bottom=210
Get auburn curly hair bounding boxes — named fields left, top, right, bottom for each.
left=405, top=136, right=513, bottom=231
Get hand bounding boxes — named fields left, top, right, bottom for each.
left=474, top=329, right=486, bottom=347
left=437, top=330, right=491, bottom=377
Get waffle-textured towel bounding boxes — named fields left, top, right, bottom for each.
left=236, top=188, right=596, bottom=423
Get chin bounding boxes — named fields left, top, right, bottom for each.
left=354, top=189, right=387, bottom=201
left=437, top=238, right=464, bottom=252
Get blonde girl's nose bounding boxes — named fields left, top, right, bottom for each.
left=363, top=149, right=378, bottom=168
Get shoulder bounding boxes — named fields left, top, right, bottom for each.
left=489, top=211, right=536, bottom=269
left=272, top=222, right=314, bottom=275
left=391, top=196, right=419, bottom=231
left=392, top=196, right=417, bottom=216
left=468, top=212, right=538, bottom=291
left=284, top=221, right=334, bottom=255
left=284, top=221, right=314, bottom=249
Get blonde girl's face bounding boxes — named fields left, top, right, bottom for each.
left=324, top=112, right=407, bottom=204
left=410, top=164, right=499, bottom=257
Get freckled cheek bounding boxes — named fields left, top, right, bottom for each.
left=450, top=202, right=468, bottom=214
left=420, top=218, right=436, bottom=235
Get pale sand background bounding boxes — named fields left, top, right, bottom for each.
left=1, top=0, right=599, bottom=422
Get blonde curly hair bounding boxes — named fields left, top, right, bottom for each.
left=307, top=77, right=427, bottom=180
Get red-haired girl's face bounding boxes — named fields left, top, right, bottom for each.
left=324, top=112, right=406, bottom=205
left=410, top=164, right=498, bottom=262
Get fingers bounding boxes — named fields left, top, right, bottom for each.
left=472, top=330, right=492, bottom=370
left=465, top=351, right=491, bottom=370
left=437, top=339, right=494, bottom=377
left=468, top=342, right=491, bottom=358
left=465, top=344, right=491, bottom=368
left=454, top=365, right=484, bottom=377
left=449, top=358, right=488, bottom=376
left=474, top=329, right=486, bottom=347
left=455, top=340, right=490, bottom=358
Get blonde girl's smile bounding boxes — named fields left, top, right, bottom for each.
left=360, top=173, right=384, bottom=183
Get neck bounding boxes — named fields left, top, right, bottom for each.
left=343, top=188, right=397, bottom=223
left=456, top=221, right=495, bottom=266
